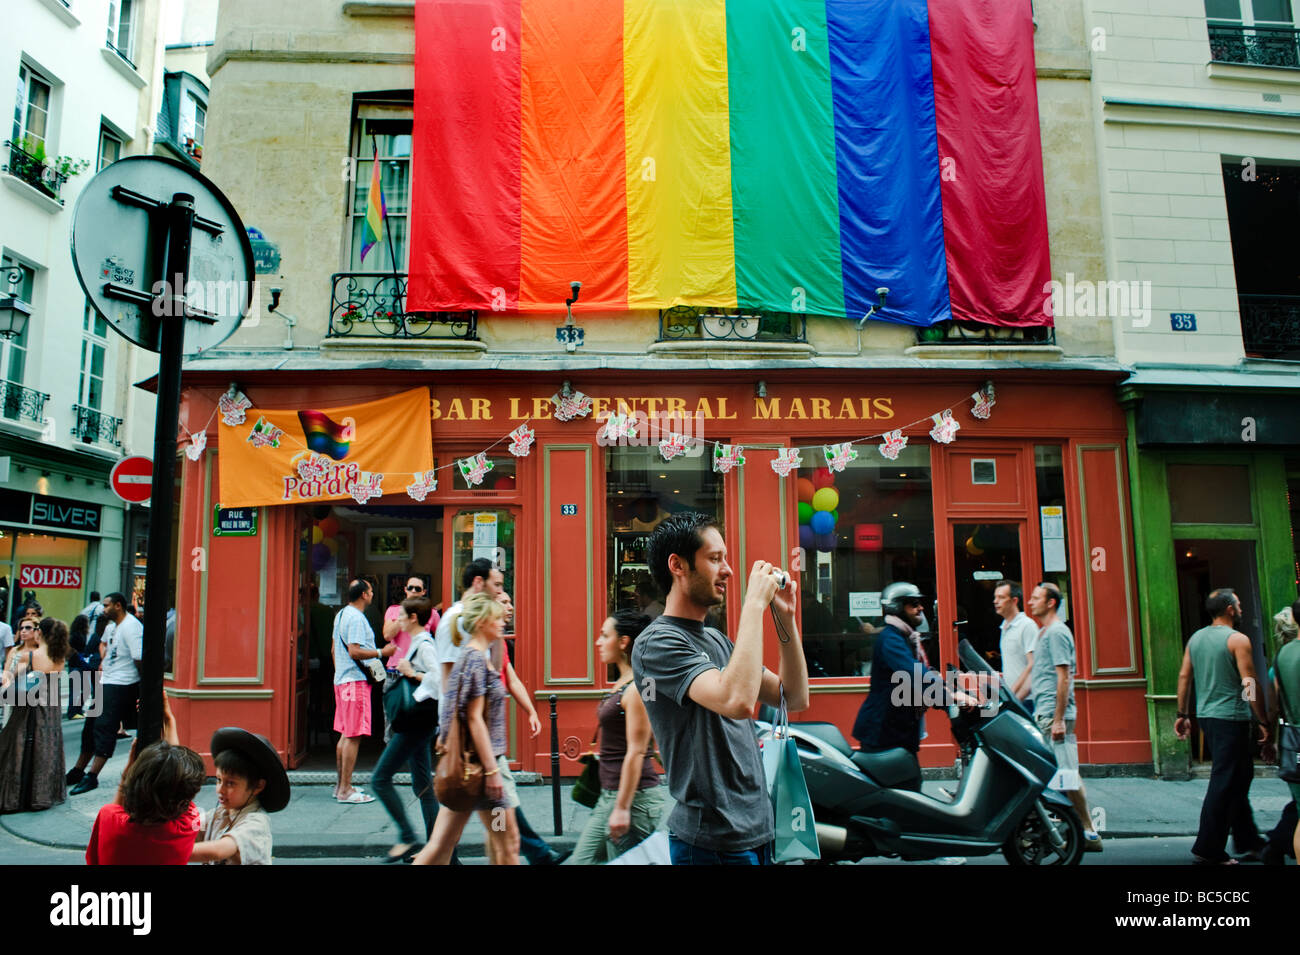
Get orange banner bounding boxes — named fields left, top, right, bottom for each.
left=217, top=388, right=433, bottom=508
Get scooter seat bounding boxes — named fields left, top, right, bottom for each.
left=790, top=721, right=854, bottom=757
left=851, top=747, right=923, bottom=791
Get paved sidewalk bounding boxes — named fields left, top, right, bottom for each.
left=1, top=717, right=1294, bottom=860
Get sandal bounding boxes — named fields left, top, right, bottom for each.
left=337, top=789, right=375, bottom=804
left=383, top=843, right=416, bottom=864
left=1191, top=854, right=1238, bottom=865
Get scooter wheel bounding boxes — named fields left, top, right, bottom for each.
left=1001, top=801, right=1085, bottom=866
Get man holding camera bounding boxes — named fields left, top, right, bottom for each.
left=632, top=512, right=809, bottom=866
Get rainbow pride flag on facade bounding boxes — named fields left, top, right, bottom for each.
left=360, top=140, right=387, bottom=263
left=407, top=0, right=1052, bottom=328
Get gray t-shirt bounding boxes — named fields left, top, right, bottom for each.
left=332, top=605, right=374, bottom=685
left=631, top=615, right=773, bottom=852
left=1030, top=620, right=1076, bottom=722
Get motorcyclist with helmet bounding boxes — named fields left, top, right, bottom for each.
left=851, top=582, right=976, bottom=790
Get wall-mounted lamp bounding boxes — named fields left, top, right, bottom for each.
left=0, top=267, right=32, bottom=341
left=557, top=282, right=585, bottom=352
left=267, top=286, right=296, bottom=350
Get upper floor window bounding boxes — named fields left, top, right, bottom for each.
left=79, top=300, right=108, bottom=411
left=0, top=255, right=35, bottom=388
left=107, top=0, right=136, bottom=64
left=97, top=125, right=122, bottom=171
left=179, top=91, right=205, bottom=148
left=347, top=106, right=412, bottom=272
left=1207, top=0, right=1299, bottom=67
left=12, top=64, right=52, bottom=154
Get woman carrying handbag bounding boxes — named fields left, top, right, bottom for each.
left=566, top=611, right=666, bottom=864
left=373, top=596, right=441, bottom=863
left=413, top=593, right=520, bottom=865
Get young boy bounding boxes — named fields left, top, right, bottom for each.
left=189, top=727, right=290, bottom=865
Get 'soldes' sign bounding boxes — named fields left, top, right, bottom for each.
left=19, top=565, right=83, bottom=589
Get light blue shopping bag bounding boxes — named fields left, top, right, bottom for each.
left=761, top=688, right=821, bottom=863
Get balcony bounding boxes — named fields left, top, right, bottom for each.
left=656, top=306, right=807, bottom=343
left=1208, top=23, right=1300, bottom=69
left=915, top=321, right=1057, bottom=346
left=71, top=404, right=123, bottom=448
left=0, top=380, right=49, bottom=426
left=1239, top=294, right=1300, bottom=356
left=328, top=273, right=478, bottom=340
left=2, top=140, right=67, bottom=204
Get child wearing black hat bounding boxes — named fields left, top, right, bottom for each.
left=189, top=727, right=290, bottom=866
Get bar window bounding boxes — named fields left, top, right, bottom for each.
left=797, top=444, right=936, bottom=678
left=606, top=445, right=723, bottom=629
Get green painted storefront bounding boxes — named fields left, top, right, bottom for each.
left=1120, top=369, right=1300, bottom=776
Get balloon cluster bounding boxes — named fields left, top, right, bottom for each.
left=310, top=514, right=341, bottom=571
left=797, top=468, right=839, bottom=554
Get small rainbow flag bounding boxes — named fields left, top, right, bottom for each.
left=359, top=140, right=386, bottom=263
left=298, top=410, right=354, bottom=461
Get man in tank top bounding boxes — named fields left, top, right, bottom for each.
left=1175, top=587, right=1274, bottom=864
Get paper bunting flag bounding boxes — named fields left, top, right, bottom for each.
left=405, top=469, right=439, bottom=501
left=658, top=432, right=691, bottom=461
left=247, top=416, right=284, bottom=449
left=770, top=447, right=802, bottom=477
left=350, top=472, right=384, bottom=504
left=184, top=430, right=207, bottom=461
left=294, top=452, right=331, bottom=483
left=507, top=424, right=535, bottom=457
left=823, top=442, right=859, bottom=473
left=713, top=444, right=745, bottom=474
left=597, top=413, right=638, bottom=444
left=219, top=390, right=251, bottom=427
left=971, top=383, right=996, bottom=420
left=879, top=430, right=908, bottom=461
left=551, top=388, right=593, bottom=422
left=929, top=410, right=961, bottom=444
left=458, top=452, right=494, bottom=487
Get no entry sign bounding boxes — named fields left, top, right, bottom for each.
left=110, top=456, right=154, bottom=504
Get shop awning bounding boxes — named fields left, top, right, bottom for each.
left=406, top=0, right=1052, bottom=329
left=1120, top=364, right=1300, bottom=448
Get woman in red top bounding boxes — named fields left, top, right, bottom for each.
left=86, top=698, right=205, bottom=865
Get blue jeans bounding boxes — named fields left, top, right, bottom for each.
left=371, top=726, right=438, bottom=844
left=669, top=835, right=772, bottom=866
left=515, top=805, right=559, bottom=864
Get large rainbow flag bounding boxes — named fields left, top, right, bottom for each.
left=407, top=0, right=1052, bottom=328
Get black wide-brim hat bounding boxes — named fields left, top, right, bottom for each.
left=211, top=727, right=291, bottom=813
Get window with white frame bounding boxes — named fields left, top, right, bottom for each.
left=98, top=126, right=122, bottom=171
left=107, top=0, right=136, bottom=63
left=12, top=63, right=52, bottom=154
left=1207, top=0, right=1298, bottom=65
left=179, top=92, right=205, bottom=150
left=347, top=107, right=412, bottom=272
left=1, top=255, right=35, bottom=393
left=79, top=300, right=108, bottom=411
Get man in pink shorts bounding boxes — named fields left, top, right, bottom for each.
left=333, top=578, right=393, bottom=803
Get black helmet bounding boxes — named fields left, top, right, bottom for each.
left=881, top=581, right=927, bottom=616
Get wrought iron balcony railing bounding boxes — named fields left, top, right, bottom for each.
left=329, top=273, right=478, bottom=340
left=657, top=306, right=807, bottom=343
left=71, top=404, right=123, bottom=448
left=915, top=321, right=1056, bottom=345
left=2, top=140, right=67, bottom=203
left=0, top=380, right=49, bottom=425
left=1239, top=294, right=1300, bottom=356
left=1208, top=23, right=1300, bottom=68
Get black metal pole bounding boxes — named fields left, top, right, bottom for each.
left=137, top=192, right=193, bottom=749
left=549, top=694, right=561, bottom=835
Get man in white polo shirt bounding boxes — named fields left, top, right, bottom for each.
left=68, top=593, right=143, bottom=795
left=994, top=580, right=1037, bottom=705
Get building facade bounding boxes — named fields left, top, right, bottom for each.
left=2, top=0, right=175, bottom=625
left=170, top=0, right=1150, bottom=774
left=1087, top=0, right=1300, bottom=774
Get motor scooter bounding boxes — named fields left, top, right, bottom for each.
left=756, top=639, right=1084, bottom=865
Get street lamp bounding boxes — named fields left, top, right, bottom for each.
left=0, top=267, right=32, bottom=340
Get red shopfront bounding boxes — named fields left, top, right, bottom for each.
left=166, top=368, right=1149, bottom=772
